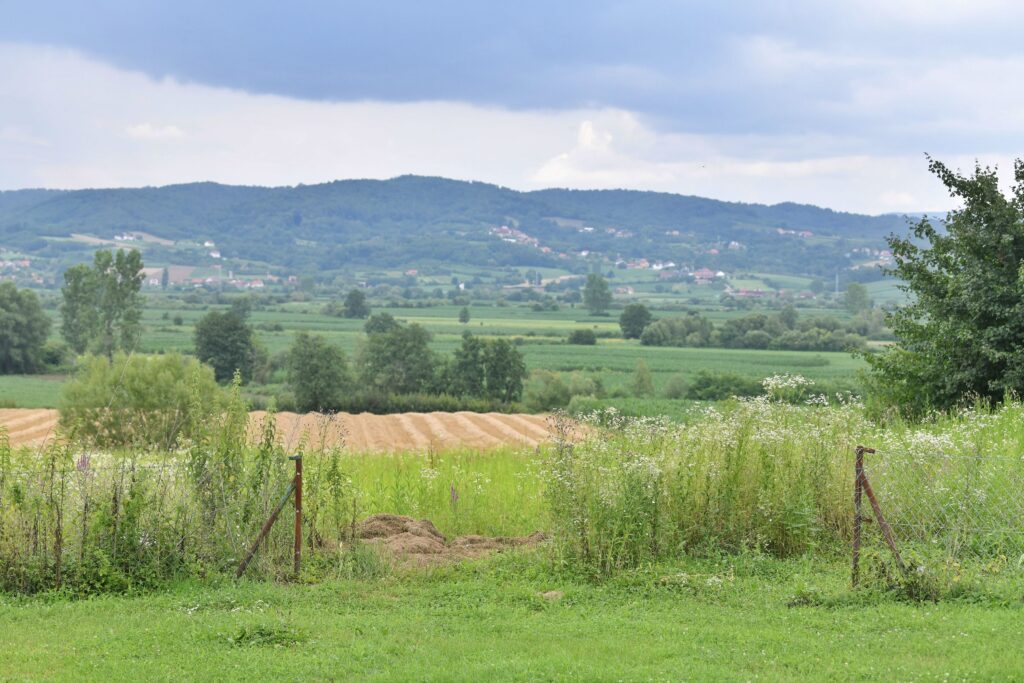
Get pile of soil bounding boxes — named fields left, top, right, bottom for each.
left=354, top=513, right=547, bottom=566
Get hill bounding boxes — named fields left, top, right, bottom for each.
left=0, top=176, right=907, bottom=277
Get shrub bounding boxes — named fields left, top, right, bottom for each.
left=59, top=352, right=225, bottom=449
left=685, top=370, right=762, bottom=401
left=524, top=370, right=571, bottom=412
left=567, top=329, right=597, bottom=345
left=662, top=373, right=688, bottom=399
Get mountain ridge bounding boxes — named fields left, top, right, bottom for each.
left=0, top=175, right=908, bottom=277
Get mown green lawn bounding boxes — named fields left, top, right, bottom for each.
left=1, top=553, right=1020, bottom=681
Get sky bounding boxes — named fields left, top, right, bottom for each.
left=1, top=0, right=1022, bottom=213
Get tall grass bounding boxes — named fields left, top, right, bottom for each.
left=544, top=396, right=1024, bottom=575
left=0, top=396, right=545, bottom=594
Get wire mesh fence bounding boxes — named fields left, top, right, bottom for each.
left=856, top=446, right=1024, bottom=582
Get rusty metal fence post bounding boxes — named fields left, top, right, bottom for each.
left=852, top=445, right=907, bottom=588
left=291, top=454, right=302, bottom=576
left=235, top=454, right=303, bottom=579
left=852, top=445, right=866, bottom=587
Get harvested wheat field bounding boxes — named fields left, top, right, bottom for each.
left=0, top=409, right=553, bottom=451
left=251, top=410, right=552, bottom=452
left=0, top=409, right=59, bottom=448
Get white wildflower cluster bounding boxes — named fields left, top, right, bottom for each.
left=762, top=374, right=814, bottom=401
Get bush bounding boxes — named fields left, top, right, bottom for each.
left=59, top=352, right=225, bottom=449
left=685, top=370, right=763, bottom=401
left=567, top=329, right=597, bottom=345
left=662, top=373, right=688, bottom=399
left=524, top=370, right=572, bottom=412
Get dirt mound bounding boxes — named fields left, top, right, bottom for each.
left=354, top=513, right=547, bottom=566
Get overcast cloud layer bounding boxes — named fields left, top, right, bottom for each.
left=3, top=1, right=1024, bottom=213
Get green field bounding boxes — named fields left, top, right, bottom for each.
left=3, top=555, right=1022, bottom=681
left=0, top=374, right=66, bottom=408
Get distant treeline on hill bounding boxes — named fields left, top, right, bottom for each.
left=0, top=176, right=904, bottom=276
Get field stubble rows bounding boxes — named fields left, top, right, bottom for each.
left=0, top=408, right=551, bottom=451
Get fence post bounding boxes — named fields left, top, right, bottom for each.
left=291, top=455, right=302, bottom=577
left=852, top=445, right=867, bottom=588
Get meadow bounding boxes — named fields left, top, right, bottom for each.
left=3, top=397, right=1024, bottom=679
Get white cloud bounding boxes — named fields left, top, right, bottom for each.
left=125, top=123, right=185, bottom=140
left=0, top=41, right=1012, bottom=213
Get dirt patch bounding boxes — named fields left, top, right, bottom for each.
left=354, top=513, right=547, bottom=566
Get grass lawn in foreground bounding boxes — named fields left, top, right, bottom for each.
left=2, top=553, right=1021, bottom=681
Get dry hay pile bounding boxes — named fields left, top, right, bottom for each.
left=354, top=513, right=547, bottom=566
left=0, top=409, right=553, bottom=452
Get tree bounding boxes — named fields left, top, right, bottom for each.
left=161, top=267, right=169, bottom=290
left=287, top=332, right=351, bottom=412
left=619, top=303, right=653, bottom=339
left=779, top=304, right=799, bottom=330
left=866, top=158, right=1024, bottom=413
left=844, top=283, right=871, bottom=314
left=582, top=273, right=612, bottom=315
left=458, top=306, right=471, bottom=324
left=59, top=249, right=144, bottom=358
left=343, top=289, right=371, bottom=318
left=629, top=359, right=655, bottom=397
left=364, top=312, right=400, bottom=335
left=194, top=309, right=256, bottom=382
left=59, top=264, right=98, bottom=354
left=0, top=282, right=51, bottom=374
left=360, top=323, right=436, bottom=394
left=451, top=331, right=486, bottom=397
left=483, top=338, right=528, bottom=403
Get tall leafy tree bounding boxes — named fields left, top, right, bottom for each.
left=287, top=332, right=351, bottom=412
left=194, top=309, right=256, bottom=382
left=451, top=331, right=486, bottom=397
left=482, top=338, right=527, bottom=403
left=342, top=289, right=371, bottom=318
left=0, top=282, right=51, bottom=374
left=59, top=249, right=144, bottom=358
left=582, top=273, right=612, bottom=315
left=619, top=303, right=653, bottom=339
left=844, top=283, right=871, bottom=314
left=59, top=264, right=99, bottom=354
left=359, top=322, right=436, bottom=394
left=866, top=158, right=1024, bottom=413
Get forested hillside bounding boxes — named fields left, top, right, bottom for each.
left=0, top=176, right=906, bottom=276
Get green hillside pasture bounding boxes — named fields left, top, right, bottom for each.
left=0, top=375, right=66, bottom=408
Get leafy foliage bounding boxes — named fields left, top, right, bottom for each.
left=59, top=249, right=144, bottom=357
left=567, top=329, right=597, bottom=345
left=582, top=273, right=612, bottom=315
left=58, top=352, right=223, bottom=449
left=866, top=158, right=1024, bottom=413
left=194, top=309, right=257, bottom=382
left=619, top=303, right=653, bottom=339
left=287, top=332, right=351, bottom=412
left=0, top=282, right=50, bottom=374
left=341, top=289, right=370, bottom=318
